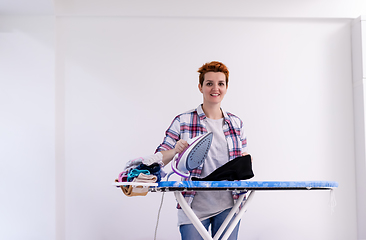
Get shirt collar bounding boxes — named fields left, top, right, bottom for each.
left=197, top=104, right=206, bottom=121
left=197, top=104, right=230, bottom=123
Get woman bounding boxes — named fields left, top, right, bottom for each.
left=155, top=61, right=248, bottom=240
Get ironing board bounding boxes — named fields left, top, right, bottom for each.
left=114, top=180, right=338, bottom=240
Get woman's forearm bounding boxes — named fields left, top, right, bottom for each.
left=161, top=149, right=177, bottom=165
left=161, top=139, right=189, bottom=166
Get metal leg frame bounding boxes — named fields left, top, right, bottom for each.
left=174, top=191, right=255, bottom=240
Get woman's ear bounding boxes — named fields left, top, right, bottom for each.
left=198, top=83, right=203, bottom=93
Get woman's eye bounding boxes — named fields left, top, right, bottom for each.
left=206, top=82, right=212, bottom=86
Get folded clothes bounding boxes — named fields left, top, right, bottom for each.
left=118, top=171, right=128, bottom=182
left=121, top=153, right=166, bottom=182
left=117, top=173, right=158, bottom=197
left=134, top=172, right=158, bottom=183
left=124, top=152, right=163, bottom=171
left=127, top=169, right=151, bottom=182
left=192, top=155, right=254, bottom=181
left=135, top=163, right=163, bottom=182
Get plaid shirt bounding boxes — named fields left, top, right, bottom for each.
left=156, top=104, right=247, bottom=208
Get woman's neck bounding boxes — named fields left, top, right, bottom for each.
left=202, top=103, right=223, bottom=119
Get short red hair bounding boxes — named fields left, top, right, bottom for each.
left=197, top=61, right=229, bottom=86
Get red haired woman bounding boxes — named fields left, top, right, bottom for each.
left=156, top=61, right=248, bottom=240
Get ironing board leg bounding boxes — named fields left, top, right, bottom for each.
left=220, top=191, right=256, bottom=240
left=175, top=191, right=255, bottom=240
left=174, top=192, right=213, bottom=240
left=213, top=192, right=247, bottom=240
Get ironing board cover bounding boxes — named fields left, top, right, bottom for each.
left=152, top=181, right=338, bottom=191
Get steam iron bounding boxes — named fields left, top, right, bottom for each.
left=171, top=132, right=213, bottom=178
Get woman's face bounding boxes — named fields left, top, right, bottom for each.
left=198, top=72, right=227, bottom=105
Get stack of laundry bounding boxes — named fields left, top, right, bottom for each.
left=116, top=152, right=166, bottom=197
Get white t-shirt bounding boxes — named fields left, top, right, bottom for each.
left=177, top=117, right=234, bottom=226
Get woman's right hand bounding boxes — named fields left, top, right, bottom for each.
left=174, top=139, right=189, bottom=154
left=161, top=139, right=189, bottom=165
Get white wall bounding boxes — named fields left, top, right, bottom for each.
left=352, top=16, right=366, bottom=240
left=0, top=1, right=363, bottom=240
left=0, top=16, right=56, bottom=239
left=55, top=16, right=356, bottom=240
left=54, top=0, right=359, bottom=18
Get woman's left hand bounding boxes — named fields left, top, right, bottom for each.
left=242, top=152, right=252, bottom=162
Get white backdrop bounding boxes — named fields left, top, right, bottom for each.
left=0, top=2, right=361, bottom=239
left=0, top=16, right=56, bottom=240
left=56, top=17, right=356, bottom=240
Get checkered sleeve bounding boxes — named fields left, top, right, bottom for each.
left=155, top=115, right=181, bottom=153
left=224, top=113, right=244, bottom=159
left=240, top=120, right=248, bottom=153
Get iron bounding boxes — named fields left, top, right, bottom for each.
left=171, top=132, right=213, bottom=178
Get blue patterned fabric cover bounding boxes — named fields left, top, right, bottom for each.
left=156, top=181, right=338, bottom=189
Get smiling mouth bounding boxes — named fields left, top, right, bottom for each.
left=211, top=94, right=220, bottom=96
